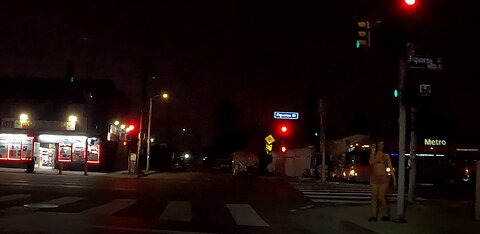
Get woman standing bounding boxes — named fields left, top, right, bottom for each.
left=369, top=141, right=396, bottom=222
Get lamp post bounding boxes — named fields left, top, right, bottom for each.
left=19, top=113, right=29, bottom=122
left=146, top=92, right=168, bottom=171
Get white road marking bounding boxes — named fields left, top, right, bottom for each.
left=43, top=196, right=84, bottom=206
left=0, top=194, right=30, bottom=202
left=81, top=199, right=136, bottom=215
left=90, top=225, right=219, bottom=234
left=159, top=201, right=192, bottom=222
left=311, top=199, right=371, bottom=204
left=303, top=192, right=404, bottom=197
left=226, top=204, right=269, bottom=227
left=298, top=189, right=371, bottom=192
left=0, top=182, right=136, bottom=191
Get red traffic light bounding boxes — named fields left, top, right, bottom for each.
left=404, top=0, right=415, bottom=6
left=281, top=126, right=288, bottom=133
left=126, top=125, right=135, bottom=132
left=281, top=146, right=287, bottom=153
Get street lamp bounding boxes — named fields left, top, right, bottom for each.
left=19, top=113, right=28, bottom=122
left=146, top=92, right=169, bottom=171
left=68, top=115, right=78, bottom=123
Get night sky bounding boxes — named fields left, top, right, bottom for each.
left=0, top=0, right=479, bottom=149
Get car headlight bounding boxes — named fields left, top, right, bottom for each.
left=386, top=167, right=391, bottom=173
left=349, top=169, right=356, bottom=176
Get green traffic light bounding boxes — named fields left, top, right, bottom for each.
left=355, top=40, right=360, bottom=49
left=394, top=89, right=399, bottom=98
left=314, top=132, right=319, bottom=137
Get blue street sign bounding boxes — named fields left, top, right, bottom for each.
left=274, top=111, right=299, bottom=120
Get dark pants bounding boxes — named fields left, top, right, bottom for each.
left=26, top=157, right=35, bottom=173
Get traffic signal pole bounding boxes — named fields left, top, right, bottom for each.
left=319, top=99, right=326, bottom=183
left=136, top=110, right=143, bottom=175
left=408, top=106, right=417, bottom=203
left=396, top=42, right=414, bottom=223
left=476, top=160, right=480, bottom=220
left=146, top=97, right=153, bottom=172
left=136, top=65, right=148, bottom=175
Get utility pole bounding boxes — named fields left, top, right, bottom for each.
left=136, top=64, right=148, bottom=174
left=319, top=99, right=326, bottom=183
left=396, top=43, right=414, bottom=223
left=84, top=138, right=88, bottom=176
left=408, top=106, right=417, bottom=203
left=135, top=111, right=143, bottom=174
left=146, top=97, right=153, bottom=172
left=476, top=160, right=480, bottom=220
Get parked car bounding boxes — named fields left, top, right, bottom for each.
left=232, top=151, right=258, bottom=175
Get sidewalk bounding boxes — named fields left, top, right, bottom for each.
left=291, top=200, right=480, bottom=234
left=0, top=167, right=158, bottom=178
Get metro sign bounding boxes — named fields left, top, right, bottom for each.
left=424, top=139, right=446, bottom=146
left=274, top=112, right=299, bottom=120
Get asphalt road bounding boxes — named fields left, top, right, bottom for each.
left=0, top=171, right=312, bottom=234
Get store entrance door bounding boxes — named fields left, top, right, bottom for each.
left=38, top=143, right=56, bottom=169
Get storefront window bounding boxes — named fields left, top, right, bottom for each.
left=59, top=143, right=72, bottom=162
left=8, top=139, right=22, bottom=160
left=40, top=143, right=56, bottom=167
left=72, top=142, right=85, bottom=163
left=0, top=135, right=34, bottom=161
left=21, top=138, right=33, bottom=159
left=87, top=144, right=100, bottom=163
left=0, top=138, right=8, bottom=159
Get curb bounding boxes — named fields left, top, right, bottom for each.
left=339, top=220, right=379, bottom=234
left=136, top=171, right=161, bottom=178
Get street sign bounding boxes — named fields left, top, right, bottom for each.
left=265, top=143, right=272, bottom=152
left=419, top=84, right=431, bottom=97
left=265, top=135, right=275, bottom=144
left=274, top=111, right=299, bottom=120
left=408, top=55, right=443, bottom=71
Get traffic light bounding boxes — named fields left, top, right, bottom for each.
left=281, top=146, right=287, bottom=153
left=128, top=125, right=135, bottom=131
left=126, top=124, right=135, bottom=133
left=404, top=0, right=416, bottom=6
left=394, top=89, right=399, bottom=98
left=356, top=21, right=370, bottom=49
left=281, top=126, right=288, bottom=133
left=400, top=0, right=419, bottom=15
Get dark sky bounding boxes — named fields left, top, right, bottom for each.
left=0, top=0, right=479, bottom=148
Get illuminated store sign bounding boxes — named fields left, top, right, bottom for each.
left=424, top=139, right=446, bottom=146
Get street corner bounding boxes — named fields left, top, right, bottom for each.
left=290, top=206, right=377, bottom=234
left=136, top=170, right=161, bottom=178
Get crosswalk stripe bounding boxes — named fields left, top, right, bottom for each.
left=298, top=189, right=371, bottom=192
left=43, top=196, right=84, bottom=206
left=302, top=192, right=370, bottom=195
left=159, top=201, right=192, bottom=222
left=303, top=192, right=407, bottom=197
left=311, top=199, right=371, bottom=204
left=0, top=194, right=30, bottom=202
left=81, top=199, right=136, bottom=215
left=306, top=194, right=400, bottom=199
left=306, top=195, right=370, bottom=200
left=292, top=182, right=420, bottom=204
left=226, top=204, right=269, bottom=227
left=310, top=197, right=399, bottom=202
